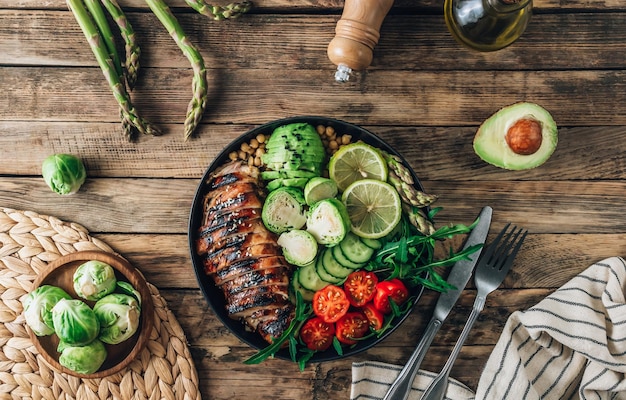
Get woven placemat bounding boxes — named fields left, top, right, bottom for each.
left=0, top=208, right=201, bottom=400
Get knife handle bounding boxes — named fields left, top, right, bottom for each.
left=382, top=318, right=443, bottom=400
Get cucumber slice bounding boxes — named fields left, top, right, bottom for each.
left=321, top=247, right=353, bottom=279
left=361, top=237, right=383, bottom=250
left=262, top=187, right=307, bottom=233
left=306, top=198, right=350, bottom=246
left=277, top=230, right=318, bottom=267
left=332, top=243, right=365, bottom=270
left=291, top=269, right=315, bottom=302
left=315, top=250, right=345, bottom=284
left=298, top=263, right=329, bottom=292
left=339, top=232, right=375, bottom=264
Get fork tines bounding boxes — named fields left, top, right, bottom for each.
left=482, top=223, right=528, bottom=271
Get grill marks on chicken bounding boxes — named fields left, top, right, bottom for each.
left=196, top=161, right=295, bottom=344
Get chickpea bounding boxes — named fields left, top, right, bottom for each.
left=316, top=125, right=326, bottom=135
left=329, top=140, right=339, bottom=150
left=256, top=133, right=266, bottom=144
left=325, top=126, right=335, bottom=137
left=228, top=151, right=239, bottom=161
left=341, top=135, right=352, bottom=145
left=241, top=142, right=252, bottom=154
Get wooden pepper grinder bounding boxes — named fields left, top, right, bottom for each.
left=327, top=0, right=395, bottom=82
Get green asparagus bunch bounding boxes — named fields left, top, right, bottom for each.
left=145, top=0, right=207, bottom=141
left=67, top=0, right=159, bottom=140
left=100, top=0, right=141, bottom=89
left=146, top=0, right=252, bottom=140
left=70, top=0, right=252, bottom=140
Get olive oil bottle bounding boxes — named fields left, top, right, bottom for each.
left=444, top=0, right=532, bottom=52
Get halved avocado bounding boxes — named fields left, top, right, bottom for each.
left=473, top=102, right=558, bottom=170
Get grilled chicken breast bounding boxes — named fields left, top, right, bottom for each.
left=196, top=161, right=295, bottom=344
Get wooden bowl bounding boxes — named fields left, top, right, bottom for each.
left=27, top=250, right=154, bottom=378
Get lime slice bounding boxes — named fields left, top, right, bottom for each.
left=303, top=177, right=338, bottom=205
left=341, top=179, right=402, bottom=239
left=329, top=142, right=388, bottom=192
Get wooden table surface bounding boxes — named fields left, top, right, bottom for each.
left=2, top=0, right=626, bottom=398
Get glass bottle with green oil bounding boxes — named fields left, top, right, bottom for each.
left=444, top=0, right=532, bottom=52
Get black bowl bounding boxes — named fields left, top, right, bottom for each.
left=188, top=116, right=426, bottom=362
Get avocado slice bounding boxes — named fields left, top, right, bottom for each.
left=473, top=102, right=558, bottom=170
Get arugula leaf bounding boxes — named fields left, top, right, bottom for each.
left=368, top=217, right=481, bottom=292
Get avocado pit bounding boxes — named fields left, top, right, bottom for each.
left=505, top=118, right=542, bottom=155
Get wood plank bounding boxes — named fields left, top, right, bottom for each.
left=2, top=178, right=626, bottom=234
left=0, top=0, right=623, bottom=12
left=94, top=232, right=619, bottom=291
left=2, top=67, right=626, bottom=126
left=3, top=12, right=626, bottom=71
left=0, top=121, right=624, bottom=182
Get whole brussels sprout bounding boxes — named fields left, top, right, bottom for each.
left=73, top=260, right=117, bottom=301
left=58, top=339, right=107, bottom=374
left=41, top=153, right=87, bottom=195
left=51, top=298, right=100, bottom=345
left=22, top=285, right=72, bottom=336
left=94, top=293, right=140, bottom=345
left=116, top=281, right=142, bottom=306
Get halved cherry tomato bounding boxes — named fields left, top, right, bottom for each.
left=361, top=302, right=384, bottom=331
left=300, top=317, right=336, bottom=351
left=335, top=311, right=370, bottom=345
left=312, top=285, right=350, bottom=323
left=343, top=270, right=379, bottom=307
left=372, top=278, right=409, bottom=314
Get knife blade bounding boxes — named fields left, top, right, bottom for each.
left=382, top=205, right=493, bottom=400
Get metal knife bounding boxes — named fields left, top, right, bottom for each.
left=382, top=205, right=493, bottom=400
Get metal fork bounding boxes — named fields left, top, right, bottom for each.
left=419, top=224, right=527, bottom=400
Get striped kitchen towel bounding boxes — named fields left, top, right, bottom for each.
left=351, top=257, right=626, bottom=400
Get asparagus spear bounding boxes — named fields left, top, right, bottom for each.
left=100, top=0, right=141, bottom=89
left=83, top=0, right=124, bottom=78
left=67, top=0, right=160, bottom=140
left=145, top=0, right=207, bottom=140
left=382, top=151, right=439, bottom=208
left=185, top=0, right=252, bottom=20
